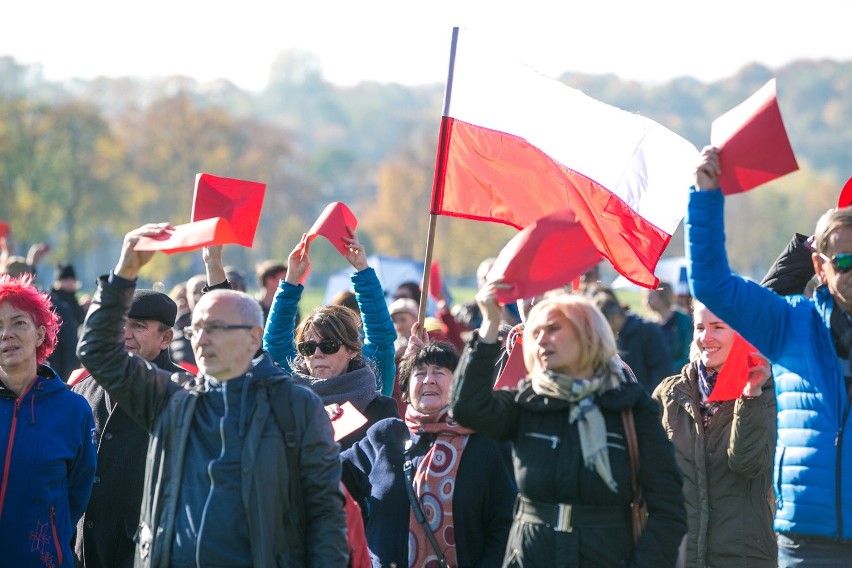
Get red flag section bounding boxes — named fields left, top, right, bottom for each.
left=494, top=336, right=527, bottom=390
left=0, top=222, right=9, bottom=240
left=429, top=261, right=444, bottom=302
left=710, top=79, right=799, bottom=195
left=306, top=202, right=358, bottom=256
left=707, top=333, right=760, bottom=403
left=191, top=173, right=266, bottom=247
left=837, top=176, right=852, bottom=208
left=133, top=217, right=240, bottom=254
left=486, top=208, right=601, bottom=304
left=429, top=28, right=698, bottom=289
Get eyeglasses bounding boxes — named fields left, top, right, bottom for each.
left=819, top=252, right=852, bottom=274
left=297, top=339, right=342, bottom=357
left=183, top=323, right=254, bottom=340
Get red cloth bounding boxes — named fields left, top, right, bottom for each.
left=342, top=483, right=371, bottom=568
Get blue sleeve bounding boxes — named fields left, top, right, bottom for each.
left=263, top=280, right=303, bottom=372
left=68, top=401, right=97, bottom=524
left=686, top=187, right=798, bottom=360
left=352, top=268, right=397, bottom=396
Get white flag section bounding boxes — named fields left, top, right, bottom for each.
left=430, top=28, right=699, bottom=287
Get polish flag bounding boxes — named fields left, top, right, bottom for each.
left=430, top=28, right=698, bottom=288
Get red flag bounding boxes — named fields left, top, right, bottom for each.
left=191, top=173, right=266, bottom=247
left=429, top=261, right=444, bottom=301
left=707, top=334, right=760, bottom=402
left=837, top=176, right=852, bottom=208
left=710, top=79, right=799, bottom=195
left=331, top=402, right=368, bottom=441
left=494, top=336, right=527, bottom=390
left=306, top=202, right=358, bottom=256
left=429, top=28, right=697, bottom=289
left=487, top=208, right=601, bottom=304
left=0, top=222, right=9, bottom=240
left=134, top=217, right=240, bottom=254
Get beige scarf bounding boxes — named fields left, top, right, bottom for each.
left=531, top=359, right=626, bottom=493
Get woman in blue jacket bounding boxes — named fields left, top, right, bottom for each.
left=264, top=228, right=398, bottom=449
left=0, top=274, right=97, bottom=567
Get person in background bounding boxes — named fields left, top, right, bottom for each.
left=451, top=285, right=686, bottom=566
left=342, top=340, right=516, bottom=567
left=255, top=260, right=288, bottom=323
left=0, top=274, right=97, bottom=567
left=688, top=145, right=852, bottom=565
left=644, top=281, right=693, bottom=372
left=168, top=273, right=206, bottom=369
left=72, top=288, right=184, bottom=568
left=593, top=289, right=673, bottom=393
left=53, top=261, right=85, bottom=324
left=389, top=297, right=419, bottom=356
left=224, top=265, right=248, bottom=293
left=263, top=228, right=399, bottom=447
left=77, top=223, right=347, bottom=567
left=653, top=302, right=776, bottom=567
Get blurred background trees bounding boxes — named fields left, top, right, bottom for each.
left=1, top=53, right=849, bottom=292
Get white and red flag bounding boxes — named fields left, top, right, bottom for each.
left=429, top=28, right=698, bottom=288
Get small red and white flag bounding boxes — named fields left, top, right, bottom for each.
left=430, top=28, right=698, bottom=288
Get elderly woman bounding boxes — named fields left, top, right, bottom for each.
left=451, top=285, right=686, bottom=567
left=653, top=302, right=776, bottom=567
left=0, top=274, right=97, bottom=567
left=341, top=340, right=516, bottom=567
left=263, top=229, right=398, bottom=449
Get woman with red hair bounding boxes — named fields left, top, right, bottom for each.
left=0, top=274, right=96, bottom=568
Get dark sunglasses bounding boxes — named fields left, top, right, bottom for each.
left=297, top=339, right=343, bottom=357
left=820, top=252, right=852, bottom=274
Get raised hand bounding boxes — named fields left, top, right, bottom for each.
left=285, top=234, right=312, bottom=286
left=114, top=223, right=172, bottom=280
left=343, top=226, right=368, bottom=272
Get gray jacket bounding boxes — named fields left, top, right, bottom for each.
left=77, top=277, right=348, bottom=567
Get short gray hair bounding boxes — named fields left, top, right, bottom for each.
left=814, top=206, right=852, bottom=253
left=198, top=289, right=264, bottom=328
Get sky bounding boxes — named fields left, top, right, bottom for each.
left=3, top=1, right=852, bottom=91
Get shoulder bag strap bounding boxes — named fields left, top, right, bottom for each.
left=403, top=443, right=449, bottom=568
left=621, top=408, right=644, bottom=544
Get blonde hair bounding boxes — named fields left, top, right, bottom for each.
left=522, top=293, right=617, bottom=375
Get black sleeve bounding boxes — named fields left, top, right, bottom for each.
left=760, top=233, right=815, bottom=296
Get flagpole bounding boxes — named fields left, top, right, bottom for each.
left=419, top=26, right=460, bottom=338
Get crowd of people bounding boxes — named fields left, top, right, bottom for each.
left=1, top=145, right=850, bottom=567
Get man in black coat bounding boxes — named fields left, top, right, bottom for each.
left=72, top=288, right=184, bottom=568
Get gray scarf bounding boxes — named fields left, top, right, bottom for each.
left=531, top=359, right=626, bottom=493
left=296, top=365, right=379, bottom=412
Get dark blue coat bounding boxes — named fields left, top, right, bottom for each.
left=341, top=417, right=516, bottom=567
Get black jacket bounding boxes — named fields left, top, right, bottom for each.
left=450, top=338, right=686, bottom=568
left=72, top=350, right=183, bottom=568
left=617, top=313, right=672, bottom=393
left=760, top=233, right=815, bottom=296
left=77, top=276, right=348, bottom=567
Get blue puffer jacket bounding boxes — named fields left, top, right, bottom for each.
left=687, top=188, right=852, bottom=539
left=263, top=267, right=397, bottom=396
left=0, top=365, right=97, bottom=567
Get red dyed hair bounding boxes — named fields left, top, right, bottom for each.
left=0, top=274, right=60, bottom=365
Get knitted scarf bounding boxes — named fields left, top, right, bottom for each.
left=530, top=359, right=626, bottom=493
left=296, top=365, right=378, bottom=412
left=696, top=362, right=721, bottom=429
left=404, top=405, right=474, bottom=568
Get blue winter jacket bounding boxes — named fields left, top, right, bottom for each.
left=687, top=187, right=852, bottom=539
left=263, top=267, right=397, bottom=396
left=0, top=365, right=97, bottom=567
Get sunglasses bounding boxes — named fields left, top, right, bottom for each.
left=297, top=339, right=343, bottom=357
left=819, top=252, right=852, bottom=274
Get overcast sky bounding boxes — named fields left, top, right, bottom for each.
left=4, top=0, right=852, bottom=90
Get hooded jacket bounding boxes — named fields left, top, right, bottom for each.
left=653, top=363, right=776, bottom=566
left=0, top=365, right=97, bottom=567
left=77, top=277, right=348, bottom=567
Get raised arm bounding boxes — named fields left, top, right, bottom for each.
left=345, top=227, right=397, bottom=395
left=263, top=237, right=310, bottom=370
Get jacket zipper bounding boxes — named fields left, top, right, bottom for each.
left=0, top=392, right=27, bottom=520
left=525, top=432, right=560, bottom=449
left=836, top=392, right=852, bottom=540
left=50, top=504, right=63, bottom=564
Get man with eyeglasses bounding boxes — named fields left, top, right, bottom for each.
left=77, top=223, right=348, bottom=568
left=687, top=146, right=852, bottom=565
left=72, top=287, right=183, bottom=568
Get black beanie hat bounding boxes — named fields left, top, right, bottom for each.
left=128, top=289, right=178, bottom=327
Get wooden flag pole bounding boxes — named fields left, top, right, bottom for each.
left=418, top=27, right=459, bottom=340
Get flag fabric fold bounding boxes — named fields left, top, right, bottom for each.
left=430, top=28, right=698, bottom=288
